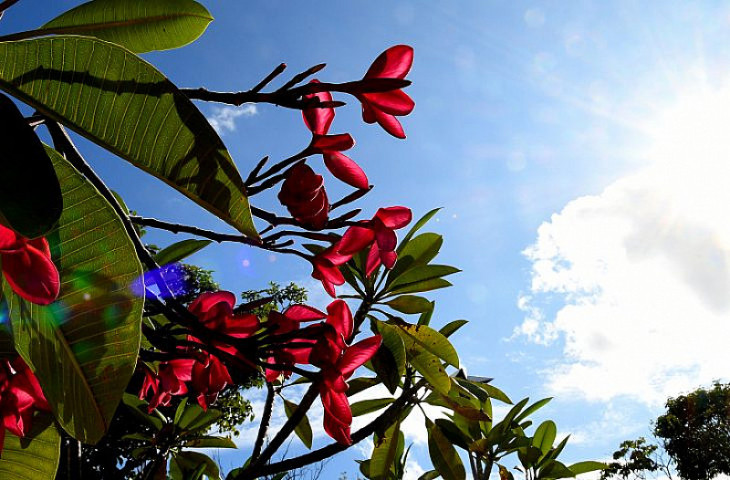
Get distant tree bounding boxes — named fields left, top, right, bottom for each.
left=655, top=382, right=730, bottom=480
left=603, top=382, right=730, bottom=480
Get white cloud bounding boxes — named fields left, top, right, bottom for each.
left=207, top=104, right=257, bottom=135
left=517, top=86, right=730, bottom=406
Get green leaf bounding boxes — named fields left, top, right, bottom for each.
left=427, top=420, right=465, bottom=480
left=435, top=418, right=471, bottom=450
left=388, top=265, right=460, bottom=291
left=170, top=451, right=221, bottom=480
left=416, top=301, right=435, bottom=326
left=0, top=36, right=257, bottom=238
left=384, top=295, right=432, bottom=314
left=388, top=233, right=443, bottom=285
left=183, top=436, right=237, bottom=449
left=370, top=421, right=401, bottom=480
left=532, top=420, right=557, bottom=456
left=439, top=319, right=468, bottom=338
left=0, top=93, right=62, bottom=238
left=538, top=460, right=575, bottom=479
left=40, top=0, right=213, bottom=53
left=376, top=321, right=406, bottom=377
left=385, top=278, right=452, bottom=297
left=283, top=399, right=313, bottom=449
left=482, top=383, right=513, bottom=404
left=347, top=377, right=379, bottom=397
left=154, top=239, right=212, bottom=265
left=410, top=351, right=450, bottom=395
left=0, top=412, right=61, bottom=480
left=515, top=397, right=552, bottom=423
left=350, top=398, right=394, bottom=417
left=397, top=208, right=441, bottom=254
left=418, top=471, right=440, bottom=480
left=392, top=320, right=459, bottom=368
left=177, top=404, right=222, bottom=432
left=5, top=148, right=143, bottom=443
left=568, top=461, right=606, bottom=475
left=122, top=393, right=163, bottom=431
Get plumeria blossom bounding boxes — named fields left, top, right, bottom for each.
left=278, top=162, right=329, bottom=229
left=190, top=352, right=232, bottom=410
left=0, top=357, right=50, bottom=452
left=357, top=45, right=415, bottom=139
left=338, top=206, right=413, bottom=276
left=0, top=224, right=59, bottom=305
left=311, top=244, right=354, bottom=297
left=264, top=305, right=326, bottom=382
left=303, top=80, right=369, bottom=189
left=318, top=335, right=382, bottom=444
left=139, top=358, right=195, bottom=412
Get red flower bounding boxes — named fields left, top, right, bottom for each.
left=338, top=206, right=412, bottom=276
left=278, top=162, right=329, bottom=229
left=303, top=80, right=369, bottom=189
left=311, top=244, right=353, bottom=297
left=265, top=304, right=326, bottom=382
left=0, top=225, right=59, bottom=305
left=190, top=352, right=232, bottom=410
left=357, top=45, right=415, bottom=139
left=189, top=291, right=259, bottom=339
left=140, top=358, right=195, bottom=412
left=319, top=334, right=382, bottom=444
left=0, top=357, right=50, bottom=452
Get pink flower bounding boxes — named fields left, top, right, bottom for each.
left=265, top=305, right=326, bottom=382
left=303, top=80, right=369, bottom=189
left=278, top=162, right=329, bottom=229
left=338, top=206, right=412, bottom=276
left=139, top=358, right=195, bottom=412
left=357, top=45, right=415, bottom=139
left=189, top=291, right=260, bottom=339
left=311, top=244, right=353, bottom=297
left=0, top=357, right=50, bottom=452
left=319, top=335, right=382, bottom=444
left=0, top=225, right=60, bottom=305
left=190, top=352, right=232, bottom=410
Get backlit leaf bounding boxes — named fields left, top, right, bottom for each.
left=5, top=148, right=143, bottom=443
left=0, top=36, right=257, bottom=238
left=283, top=398, right=313, bottom=449
left=0, top=412, right=61, bottom=480
left=40, top=0, right=213, bottom=53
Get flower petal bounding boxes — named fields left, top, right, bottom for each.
left=326, top=299, right=353, bottom=343
left=285, top=304, right=326, bottom=322
left=302, top=80, right=335, bottom=135
left=360, top=90, right=414, bottom=116
left=1, top=242, right=60, bottom=305
left=310, top=133, right=355, bottom=153
left=375, top=227, right=397, bottom=252
left=323, top=152, right=369, bottom=189
left=375, top=207, right=412, bottom=229
left=365, top=244, right=382, bottom=277
left=339, top=335, right=382, bottom=378
left=364, top=45, right=414, bottom=80
left=373, top=108, right=406, bottom=139
left=338, top=225, right=375, bottom=255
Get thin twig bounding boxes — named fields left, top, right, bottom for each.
left=129, top=216, right=261, bottom=246
left=251, top=383, right=276, bottom=461
left=252, top=63, right=287, bottom=93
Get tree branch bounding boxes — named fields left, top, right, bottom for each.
left=251, top=383, right=276, bottom=461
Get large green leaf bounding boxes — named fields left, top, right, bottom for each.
left=370, top=421, right=401, bottom=480
left=409, top=351, right=450, bottom=395
left=568, top=461, right=606, bottom=475
left=392, top=321, right=459, bottom=368
left=384, top=295, right=432, bottom=315
left=154, top=239, right=212, bottom=266
left=397, top=208, right=441, bottom=254
left=4, top=147, right=143, bottom=443
left=0, top=36, right=257, bottom=238
left=427, top=420, right=465, bottom=480
left=0, top=93, right=62, bottom=238
left=532, top=420, right=557, bottom=456
left=350, top=398, right=394, bottom=417
left=40, top=0, right=213, bottom=53
left=0, top=412, right=61, bottom=480
left=388, top=233, right=443, bottom=286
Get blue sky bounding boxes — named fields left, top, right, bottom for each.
left=7, top=1, right=730, bottom=477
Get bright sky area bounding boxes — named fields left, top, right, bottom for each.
left=6, top=1, right=730, bottom=478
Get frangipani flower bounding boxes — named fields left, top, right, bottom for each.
left=303, top=80, right=369, bottom=189
left=338, top=206, right=412, bottom=276
left=357, top=45, right=415, bottom=139
left=0, top=224, right=59, bottom=305
left=0, top=357, right=50, bottom=452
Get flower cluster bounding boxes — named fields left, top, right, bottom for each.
left=0, top=357, right=50, bottom=452
left=278, top=45, right=414, bottom=231
left=140, top=291, right=259, bottom=411
left=311, top=206, right=412, bottom=296
left=266, top=300, right=381, bottom=444
left=0, top=224, right=59, bottom=305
